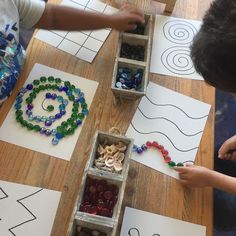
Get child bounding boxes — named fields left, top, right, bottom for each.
left=175, top=0, right=236, bottom=231
left=0, top=0, right=144, bottom=103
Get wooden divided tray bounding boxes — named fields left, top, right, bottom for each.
left=111, top=14, right=153, bottom=101
left=67, top=131, right=133, bottom=236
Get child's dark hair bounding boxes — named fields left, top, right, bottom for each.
left=191, top=0, right=236, bottom=93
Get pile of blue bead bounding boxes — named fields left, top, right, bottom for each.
left=115, top=67, right=144, bottom=91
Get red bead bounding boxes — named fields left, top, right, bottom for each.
left=158, top=145, right=164, bottom=150
left=152, top=141, right=159, bottom=148
left=161, top=149, right=169, bottom=157
left=104, top=191, right=113, bottom=200
left=146, top=141, right=152, bottom=148
left=164, top=156, right=171, bottom=163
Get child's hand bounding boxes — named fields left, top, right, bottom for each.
left=218, top=135, right=236, bottom=160
left=174, top=164, right=213, bottom=188
left=110, top=4, right=145, bottom=31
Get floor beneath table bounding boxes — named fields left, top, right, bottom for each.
left=214, top=90, right=236, bottom=236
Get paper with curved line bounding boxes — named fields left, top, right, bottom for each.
left=150, top=15, right=203, bottom=80
left=126, top=82, right=211, bottom=179
left=0, top=180, right=61, bottom=236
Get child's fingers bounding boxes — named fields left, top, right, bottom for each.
left=173, top=166, right=188, bottom=173
left=185, top=163, right=194, bottom=167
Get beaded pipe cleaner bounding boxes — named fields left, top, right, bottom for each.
left=14, top=76, right=88, bottom=145
left=132, top=141, right=194, bottom=168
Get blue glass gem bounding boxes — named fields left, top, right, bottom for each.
left=41, top=116, right=47, bottom=122
left=82, top=109, right=89, bottom=115
left=45, top=129, right=52, bottom=136
left=60, top=110, right=66, bottom=116
left=75, top=88, right=81, bottom=95
left=35, top=116, right=41, bottom=123
left=63, top=99, right=69, bottom=106
left=46, top=92, right=52, bottom=99
left=80, top=92, right=84, bottom=98
left=27, top=104, right=33, bottom=110
left=45, top=120, right=52, bottom=126
left=26, top=84, right=33, bottom=90
left=141, top=144, right=147, bottom=151
left=14, top=103, right=22, bottom=110
left=26, top=110, right=32, bottom=116
left=79, top=97, right=85, bottom=103
left=55, top=113, right=62, bottom=119
left=51, top=93, right=57, bottom=100
left=132, top=144, right=138, bottom=152
left=51, top=129, right=57, bottom=136
left=74, top=97, right=80, bottom=103
left=40, top=127, right=46, bottom=134
left=58, top=86, right=64, bottom=92
left=55, top=133, right=64, bottom=140
left=116, top=82, right=122, bottom=88
left=137, top=147, right=143, bottom=154
left=119, top=78, right=125, bottom=84
left=16, top=97, right=23, bottom=104
left=76, top=119, right=82, bottom=126
left=57, top=96, right=63, bottom=103
left=59, top=104, right=66, bottom=110
left=121, top=73, right=128, bottom=79
left=28, top=114, right=34, bottom=121
left=52, top=138, right=59, bottom=145
left=66, top=91, right=72, bottom=96
left=62, top=86, right=68, bottom=92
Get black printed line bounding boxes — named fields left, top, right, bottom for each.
left=0, top=187, right=8, bottom=200
left=145, top=95, right=209, bottom=120
left=131, top=122, right=198, bottom=152
left=8, top=188, right=44, bottom=236
left=137, top=107, right=203, bottom=137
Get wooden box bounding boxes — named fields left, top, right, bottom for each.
left=111, top=14, right=153, bottom=101
left=67, top=131, right=134, bottom=236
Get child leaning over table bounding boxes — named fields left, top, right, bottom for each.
left=174, top=0, right=236, bottom=231
left=0, top=0, right=144, bottom=103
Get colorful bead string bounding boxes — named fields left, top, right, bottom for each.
left=14, top=76, right=88, bottom=145
left=133, top=141, right=194, bottom=168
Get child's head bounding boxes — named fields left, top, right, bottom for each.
left=191, top=0, right=236, bottom=93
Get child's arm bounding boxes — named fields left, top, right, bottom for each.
left=35, top=3, right=144, bottom=31
left=218, top=135, right=236, bottom=160
left=174, top=164, right=236, bottom=195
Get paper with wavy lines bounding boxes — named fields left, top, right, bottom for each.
left=150, top=15, right=203, bottom=80
left=0, top=180, right=61, bottom=236
left=126, top=82, right=211, bottom=179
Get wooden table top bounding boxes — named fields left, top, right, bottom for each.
left=0, top=0, right=214, bottom=235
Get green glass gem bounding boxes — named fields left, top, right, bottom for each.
left=47, top=105, right=54, bottom=112
left=177, top=163, right=184, bottom=167
left=64, top=81, right=71, bottom=87
left=48, top=76, right=55, bottom=82
left=72, top=107, right=78, bottom=113
left=73, top=103, right=79, bottom=109
left=33, top=80, right=40, bottom=86
left=15, top=110, right=23, bottom=116
left=68, top=95, right=75, bottom=101
left=61, top=121, right=68, bottom=128
left=26, top=97, right=33, bottom=104
left=67, top=128, right=74, bottom=135
left=78, top=113, right=84, bottom=119
left=40, top=76, right=47, bottom=83
left=33, top=125, right=41, bottom=132
left=71, top=85, right=76, bottom=90
left=33, top=88, right=40, bottom=93
left=52, top=85, right=58, bottom=90
left=27, top=123, right=34, bottom=130
left=168, top=161, right=176, bottom=168
left=20, top=120, right=28, bottom=127
left=29, top=92, right=36, bottom=99
left=71, top=113, right=77, bottom=119
left=46, top=84, right=52, bottom=90
left=41, top=116, right=47, bottom=122
left=39, top=85, right=45, bottom=91
left=81, top=103, right=88, bottom=109
left=71, top=122, right=77, bottom=129
left=55, top=78, right=61, bottom=84
left=67, top=118, right=75, bottom=124
left=56, top=126, right=63, bottom=133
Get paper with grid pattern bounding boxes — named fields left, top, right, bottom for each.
left=35, top=0, right=117, bottom=63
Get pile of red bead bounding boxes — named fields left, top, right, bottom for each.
left=79, top=177, right=119, bottom=218
left=133, top=141, right=184, bottom=168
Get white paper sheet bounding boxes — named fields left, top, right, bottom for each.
left=120, top=207, right=206, bottom=236
left=0, top=180, right=61, bottom=236
left=34, top=0, right=117, bottom=63
left=126, top=82, right=211, bottom=179
left=0, top=64, right=98, bottom=161
left=150, top=15, right=202, bottom=80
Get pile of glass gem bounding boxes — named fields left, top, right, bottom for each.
left=133, top=141, right=185, bottom=168
left=14, top=76, right=88, bottom=145
left=115, top=67, right=143, bottom=91
left=79, top=177, right=119, bottom=218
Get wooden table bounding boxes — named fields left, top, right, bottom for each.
left=0, top=0, right=215, bottom=235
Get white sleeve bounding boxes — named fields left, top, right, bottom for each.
left=13, top=0, right=46, bottom=29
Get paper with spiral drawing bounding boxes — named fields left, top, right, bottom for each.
left=0, top=64, right=98, bottom=161
left=126, top=82, right=211, bottom=179
left=120, top=207, right=206, bottom=236
left=0, top=180, right=61, bottom=236
left=150, top=15, right=202, bottom=80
